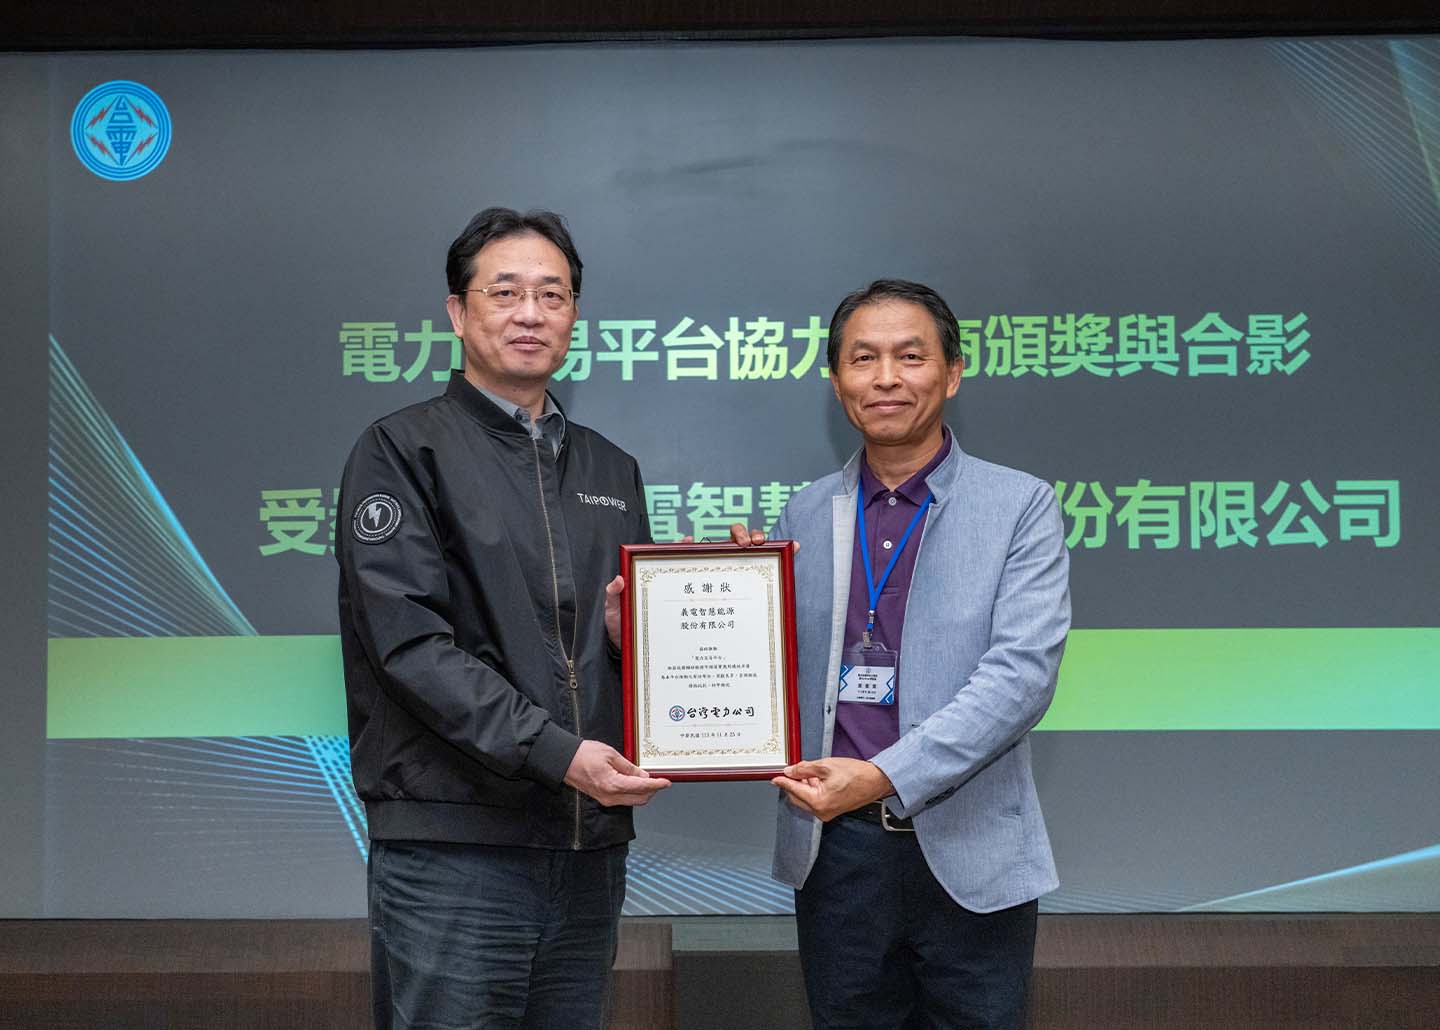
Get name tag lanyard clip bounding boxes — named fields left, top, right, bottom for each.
left=856, top=488, right=933, bottom=647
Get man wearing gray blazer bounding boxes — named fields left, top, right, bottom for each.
left=735, top=279, right=1070, bottom=1029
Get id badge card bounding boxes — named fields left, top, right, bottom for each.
left=838, top=642, right=898, bottom=705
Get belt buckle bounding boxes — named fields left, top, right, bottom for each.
left=880, top=803, right=914, bottom=833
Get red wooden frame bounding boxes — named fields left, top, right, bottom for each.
left=619, top=541, right=801, bottom=781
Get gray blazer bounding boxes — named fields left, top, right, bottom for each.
left=771, top=442, right=1070, bottom=913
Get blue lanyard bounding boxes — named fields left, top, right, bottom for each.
left=856, top=487, right=933, bottom=645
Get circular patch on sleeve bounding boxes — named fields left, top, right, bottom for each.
left=352, top=493, right=403, bottom=544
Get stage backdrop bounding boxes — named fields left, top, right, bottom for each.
left=6, top=35, right=1438, bottom=916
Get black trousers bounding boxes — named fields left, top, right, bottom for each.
left=794, top=815, right=1038, bottom=1030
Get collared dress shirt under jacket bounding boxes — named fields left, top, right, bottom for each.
left=833, top=430, right=952, bottom=761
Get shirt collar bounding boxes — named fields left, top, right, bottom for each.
left=859, top=427, right=953, bottom=506
left=446, top=373, right=568, bottom=454
left=472, top=382, right=567, bottom=450
left=508, top=390, right=564, bottom=428
left=530, top=397, right=567, bottom=456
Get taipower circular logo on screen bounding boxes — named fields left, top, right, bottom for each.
left=70, top=80, right=172, bottom=181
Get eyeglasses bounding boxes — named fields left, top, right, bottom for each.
left=461, top=283, right=577, bottom=312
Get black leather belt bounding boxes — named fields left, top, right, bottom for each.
left=842, top=801, right=914, bottom=832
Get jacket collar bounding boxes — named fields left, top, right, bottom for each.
left=444, top=370, right=568, bottom=442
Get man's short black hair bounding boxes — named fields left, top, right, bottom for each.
left=446, top=207, right=583, bottom=298
left=826, top=279, right=962, bottom=372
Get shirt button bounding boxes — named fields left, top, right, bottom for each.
left=887, top=496, right=897, bottom=506
left=882, top=540, right=893, bottom=550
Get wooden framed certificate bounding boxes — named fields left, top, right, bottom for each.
left=619, top=541, right=801, bottom=781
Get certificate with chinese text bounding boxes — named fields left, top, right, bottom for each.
left=620, top=542, right=801, bottom=781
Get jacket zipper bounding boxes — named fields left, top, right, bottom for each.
left=532, top=436, right=584, bottom=850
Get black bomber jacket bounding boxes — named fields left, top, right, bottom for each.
left=336, top=372, right=651, bottom=850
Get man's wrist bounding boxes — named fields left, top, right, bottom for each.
left=863, top=761, right=895, bottom=803
left=868, top=747, right=914, bottom=810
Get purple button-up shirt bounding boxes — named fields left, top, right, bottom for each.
left=833, top=430, right=952, bottom=762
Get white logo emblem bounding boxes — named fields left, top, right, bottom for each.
left=352, top=493, right=402, bottom=544
left=576, top=492, right=627, bottom=511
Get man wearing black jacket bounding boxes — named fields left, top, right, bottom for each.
left=337, top=208, right=668, bottom=1030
